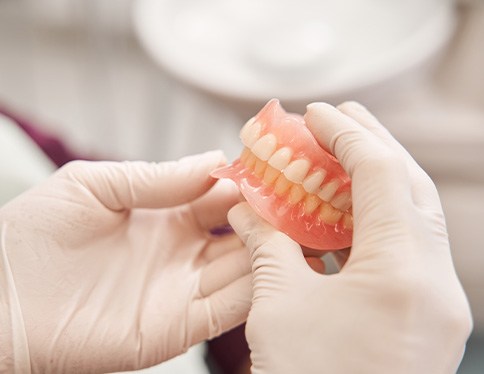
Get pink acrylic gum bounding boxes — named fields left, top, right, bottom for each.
left=212, top=99, right=353, bottom=251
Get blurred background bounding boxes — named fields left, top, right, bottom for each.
left=0, top=0, right=482, bottom=373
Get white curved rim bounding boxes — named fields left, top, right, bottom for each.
left=133, top=0, right=455, bottom=102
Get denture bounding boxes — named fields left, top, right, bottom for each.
left=212, top=99, right=352, bottom=250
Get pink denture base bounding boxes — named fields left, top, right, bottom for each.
left=212, top=99, right=353, bottom=251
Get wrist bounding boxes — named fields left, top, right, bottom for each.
left=0, top=222, right=32, bottom=373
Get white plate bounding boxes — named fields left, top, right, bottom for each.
left=133, top=0, right=455, bottom=102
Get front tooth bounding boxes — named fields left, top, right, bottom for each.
left=252, top=134, right=277, bottom=161
left=268, top=147, right=293, bottom=170
left=283, top=159, right=311, bottom=184
left=319, top=201, right=343, bottom=225
left=240, top=118, right=262, bottom=148
left=302, top=169, right=327, bottom=194
left=331, top=191, right=352, bottom=211
left=318, top=179, right=341, bottom=202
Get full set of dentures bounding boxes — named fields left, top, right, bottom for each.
left=212, top=99, right=353, bottom=250
left=239, top=119, right=353, bottom=229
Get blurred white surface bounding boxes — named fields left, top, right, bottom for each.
left=0, top=115, right=56, bottom=206
left=134, top=0, right=455, bottom=102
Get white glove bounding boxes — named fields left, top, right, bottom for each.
left=0, top=151, right=252, bottom=373
left=228, top=102, right=473, bottom=374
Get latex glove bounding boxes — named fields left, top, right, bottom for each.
left=0, top=151, right=252, bottom=373
left=228, top=102, right=473, bottom=374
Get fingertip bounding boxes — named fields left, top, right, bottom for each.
left=179, top=150, right=227, bottom=166
left=228, top=202, right=265, bottom=244
left=306, top=101, right=335, bottom=113
left=336, top=101, right=369, bottom=113
left=304, top=102, right=339, bottom=153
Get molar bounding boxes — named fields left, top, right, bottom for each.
left=283, top=159, right=311, bottom=184
left=268, top=147, right=293, bottom=170
left=252, top=134, right=277, bottom=161
left=331, top=191, right=352, bottom=211
left=318, top=179, right=341, bottom=202
left=302, top=169, right=327, bottom=194
left=240, top=118, right=262, bottom=148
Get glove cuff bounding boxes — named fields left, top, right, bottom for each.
left=0, top=223, right=32, bottom=373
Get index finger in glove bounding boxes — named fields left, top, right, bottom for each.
left=190, top=179, right=242, bottom=231
left=58, top=151, right=225, bottom=211
left=304, top=103, right=414, bottom=220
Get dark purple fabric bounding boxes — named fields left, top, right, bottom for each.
left=0, top=105, right=91, bottom=167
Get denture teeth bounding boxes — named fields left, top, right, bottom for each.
left=288, top=184, right=306, bottom=204
left=252, top=134, right=277, bottom=161
left=274, top=174, right=292, bottom=196
left=302, top=169, right=327, bottom=194
left=342, top=213, right=353, bottom=230
left=263, top=165, right=280, bottom=185
left=240, top=147, right=251, bottom=163
left=254, top=158, right=267, bottom=177
left=268, top=147, right=293, bottom=170
left=240, top=118, right=262, bottom=148
left=244, top=152, right=257, bottom=169
left=283, top=159, right=311, bottom=184
left=319, top=201, right=344, bottom=225
left=303, top=194, right=322, bottom=215
left=318, top=179, right=341, bottom=202
left=331, top=191, right=352, bottom=211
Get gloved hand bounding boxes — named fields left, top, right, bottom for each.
left=0, top=151, right=252, bottom=373
left=228, top=102, right=473, bottom=374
